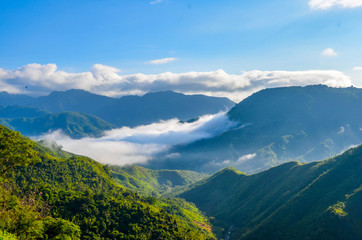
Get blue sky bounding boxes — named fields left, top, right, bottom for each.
left=1, top=0, right=362, bottom=100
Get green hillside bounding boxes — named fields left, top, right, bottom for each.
left=1, top=111, right=114, bottom=138
left=0, top=125, right=215, bottom=239
left=152, top=85, right=362, bottom=173
left=180, top=145, right=362, bottom=240
left=111, top=165, right=209, bottom=197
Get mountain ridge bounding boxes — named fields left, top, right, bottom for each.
left=0, top=89, right=235, bottom=128
left=148, top=85, right=362, bottom=173
left=180, top=144, right=362, bottom=239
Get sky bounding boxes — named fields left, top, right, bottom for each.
left=1, top=0, right=362, bottom=101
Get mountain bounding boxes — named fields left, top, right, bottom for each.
left=1, top=111, right=114, bottom=138
left=0, top=125, right=215, bottom=239
left=0, top=105, right=50, bottom=118
left=111, top=165, right=209, bottom=197
left=0, top=91, right=34, bottom=106
left=31, top=89, right=115, bottom=115
left=148, top=85, right=362, bottom=173
left=0, top=89, right=235, bottom=127
left=180, top=145, right=362, bottom=240
left=94, top=91, right=235, bottom=127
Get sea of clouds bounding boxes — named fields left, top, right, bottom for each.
left=40, top=112, right=238, bottom=166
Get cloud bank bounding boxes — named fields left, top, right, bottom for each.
left=309, top=0, right=362, bottom=10
left=39, top=112, right=238, bottom=166
left=0, top=63, right=352, bottom=102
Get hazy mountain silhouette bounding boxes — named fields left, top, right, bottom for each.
left=0, top=90, right=235, bottom=127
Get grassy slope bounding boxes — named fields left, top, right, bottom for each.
left=180, top=145, right=362, bottom=240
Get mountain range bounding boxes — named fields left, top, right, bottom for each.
left=0, top=89, right=235, bottom=128
left=1, top=83, right=362, bottom=240
left=180, top=144, right=362, bottom=239
left=147, top=85, right=362, bottom=173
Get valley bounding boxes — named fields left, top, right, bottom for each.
left=2, top=1, right=362, bottom=239
left=1, top=86, right=362, bottom=240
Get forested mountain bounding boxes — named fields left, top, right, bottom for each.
left=148, top=85, right=362, bottom=173
left=0, top=111, right=114, bottom=138
left=0, top=105, right=50, bottom=118
left=111, top=165, right=209, bottom=197
left=180, top=145, right=362, bottom=240
left=0, top=89, right=235, bottom=127
left=0, top=125, right=215, bottom=239
left=0, top=92, right=34, bottom=106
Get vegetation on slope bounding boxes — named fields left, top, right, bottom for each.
left=0, top=125, right=215, bottom=239
left=111, top=165, right=209, bottom=197
left=152, top=85, right=362, bottom=173
left=1, top=111, right=114, bottom=138
left=180, top=145, right=362, bottom=240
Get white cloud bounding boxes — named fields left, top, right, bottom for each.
left=150, top=0, right=164, bottom=4
left=149, top=57, right=177, bottom=64
left=338, top=126, right=345, bottom=134
left=38, top=112, right=238, bottom=166
left=309, top=0, right=362, bottom=9
left=0, top=63, right=353, bottom=102
left=321, top=48, right=338, bottom=57
left=237, top=153, right=257, bottom=163
left=353, top=66, right=362, bottom=71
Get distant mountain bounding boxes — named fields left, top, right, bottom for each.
left=1, top=111, right=114, bottom=138
left=180, top=145, right=362, bottom=240
left=111, top=165, right=209, bottom=197
left=0, top=89, right=235, bottom=127
left=31, top=89, right=115, bottom=115
left=0, top=105, right=50, bottom=118
left=94, top=91, right=235, bottom=127
left=0, top=91, right=34, bottom=106
left=148, top=85, right=362, bottom=173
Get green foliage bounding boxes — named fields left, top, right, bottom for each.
left=42, top=217, right=81, bottom=240
left=0, top=125, right=215, bottom=240
left=0, top=185, right=80, bottom=240
left=0, top=125, right=40, bottom=178
left=111, top=165, right=209, bottom=197
left=181, top=145, right=362, bottom=239
left=0, top=230, right=18, bottom=240
left=2, top=111, right=114, bottom=139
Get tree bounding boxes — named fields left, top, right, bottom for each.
left=0, top=126, right=40, bottom=178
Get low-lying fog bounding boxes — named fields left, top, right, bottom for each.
left=39, top=112, right=238, bottom=165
